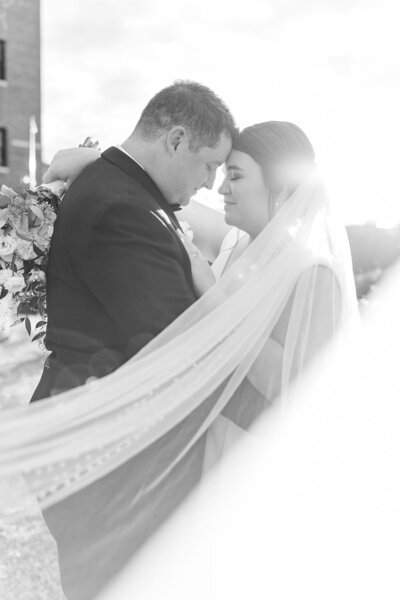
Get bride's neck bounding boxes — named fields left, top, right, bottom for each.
left=245, top=221, right=267, bottom=241
left=241, top=230, right=258, bottom=245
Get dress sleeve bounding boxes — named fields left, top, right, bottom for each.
left=83, top=201, right=197, bottom=355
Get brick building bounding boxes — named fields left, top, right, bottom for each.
left=0, top=0, right=42, bottom=191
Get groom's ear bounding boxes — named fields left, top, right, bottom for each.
left=166, top=126, right=188, bottom=156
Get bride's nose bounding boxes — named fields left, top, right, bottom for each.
left=218, top=177, right=230, bottom=195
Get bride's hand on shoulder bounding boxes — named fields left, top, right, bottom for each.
left=42, top=147, right=101, bottom=189
left=177, top=231, right=216, bottom=297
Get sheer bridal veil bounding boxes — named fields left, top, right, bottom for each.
left=0, top=171, right=358, bottom=511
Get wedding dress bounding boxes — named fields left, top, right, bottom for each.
left=210, top=227, right=246, bottom=279
left=0, top=171, right=359, bottom=599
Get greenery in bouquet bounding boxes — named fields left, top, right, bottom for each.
left=0, top=184, right=62, bottom=342
left=0, top=137, right=99, bottom=343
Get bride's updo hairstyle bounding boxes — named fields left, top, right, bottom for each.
left=233, top=121, right=316, bottom=196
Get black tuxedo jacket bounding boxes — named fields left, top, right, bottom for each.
left=32, top=149, right=212, bottom=596
left=31, top=147, right=197, bottom=400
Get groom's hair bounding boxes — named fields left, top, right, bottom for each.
left=134, top=80, right=237, bottom=149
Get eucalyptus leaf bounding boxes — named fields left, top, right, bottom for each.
left=10, top=318, right=25, bottom=327
left=32, top=331, right=45, bottom=342
left=25, top=317, right=32, bottom=336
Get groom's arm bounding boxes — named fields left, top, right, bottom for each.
left=83, top=201, right=197, bottom=356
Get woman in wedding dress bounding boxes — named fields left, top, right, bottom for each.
left=176, top=121, right=349, bottom=465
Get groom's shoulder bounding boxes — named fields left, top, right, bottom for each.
left=69, top=148, right=133, bottom=195
left=65, top=148, right=153, bottom=214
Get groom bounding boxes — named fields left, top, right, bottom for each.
left=31, top=80, right=235, bottom=401
left=31, top=81, right=236, bottom=598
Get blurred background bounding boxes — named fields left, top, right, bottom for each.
left=0, top=0, right=399, bottom=404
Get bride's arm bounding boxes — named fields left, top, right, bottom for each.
left=177, top=232, right=217, bottom=297
left=42, top=147, right=101, bottom=189
left=179, top=200, right=231, bottom=262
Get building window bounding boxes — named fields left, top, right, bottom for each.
left=0, top=41, right=5, bottom=80
left=0, top=128, right=7, bottom=166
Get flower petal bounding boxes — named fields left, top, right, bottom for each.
left=0, top=185, right=18, bottom=200
left=29, top=204, right=45, bottom=221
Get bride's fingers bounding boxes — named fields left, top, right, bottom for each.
left=41, top=180, right=67, bottom=196
left=42, top=154, right=75, bottom=185
left=42, top=147, right=101, bottom=186
left=42, top=160, right=69, bottom=185
left=177, top=232, right=201, bottom=258
left=42, top=165, right=58, bottom=184
left=184, top=239, right=198, bottom=256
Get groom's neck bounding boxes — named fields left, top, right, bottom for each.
left=121, top=136, right=154, bottom=172
left=121, top=135, right=175, bottom=206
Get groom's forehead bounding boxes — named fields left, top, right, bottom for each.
left=208, top=132, right=233, bottom=161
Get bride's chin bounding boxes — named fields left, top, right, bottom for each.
left=224, top=213, right=235, bottom=226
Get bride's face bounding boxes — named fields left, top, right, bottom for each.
left=218, top=150, right=271, bottom=236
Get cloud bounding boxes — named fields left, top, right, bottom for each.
left=41, top=0, right=399, bottom=223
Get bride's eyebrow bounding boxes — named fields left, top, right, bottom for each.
left=227, top=165, right=243, bottom=171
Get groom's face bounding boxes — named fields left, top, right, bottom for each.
left=166, top=130, right=232, bottom=206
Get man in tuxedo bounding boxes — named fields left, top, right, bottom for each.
left=30, top=81, right=235, bottom=598
left=31, top=80, right=235, bottom=401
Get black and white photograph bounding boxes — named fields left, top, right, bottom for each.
left=0, top=1, right=399, bottom=598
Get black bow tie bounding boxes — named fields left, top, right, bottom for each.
left=170, top=203, right=182, bottom=212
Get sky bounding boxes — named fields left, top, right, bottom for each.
left=41, top=0, right=400, bottom=225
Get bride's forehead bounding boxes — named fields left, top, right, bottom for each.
left=225, top=150, right=256, bottom=169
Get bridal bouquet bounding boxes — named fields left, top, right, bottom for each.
left=0, top=183, right=62, bottom=341
left=0, top=137, right=100, bottom=341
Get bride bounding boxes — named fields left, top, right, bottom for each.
left=170, top=120, right=356, bottom=465
left=0, top=121, right=358, bottom=599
